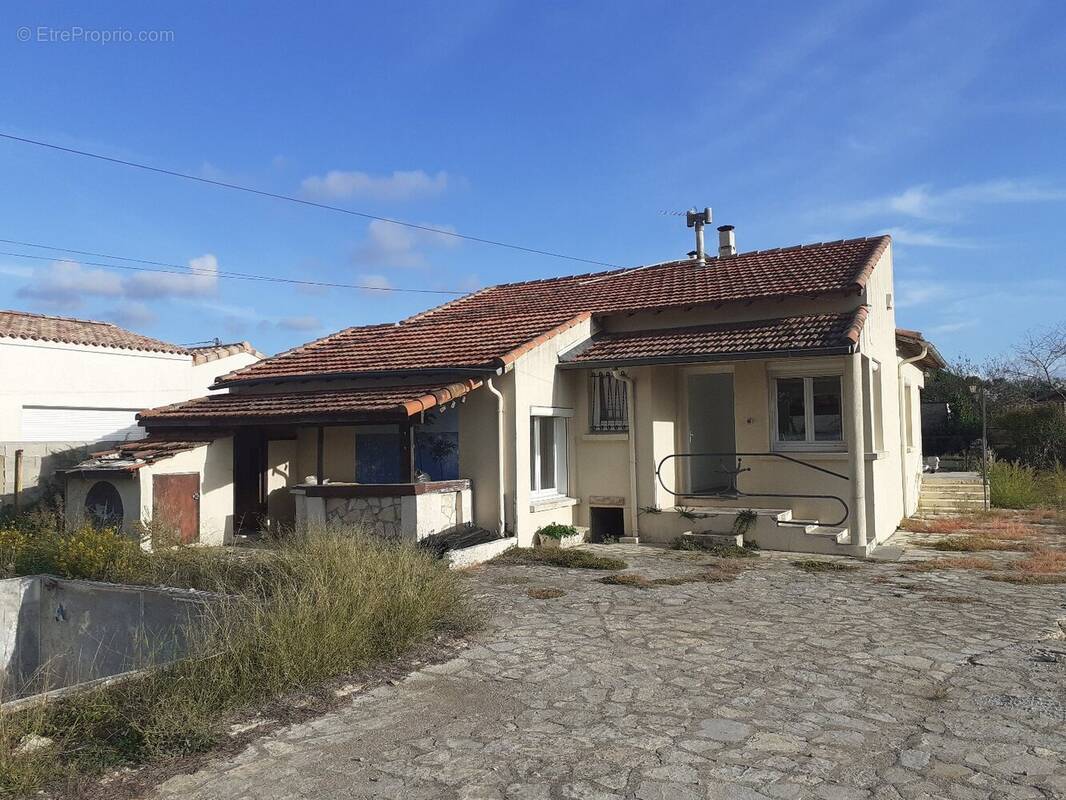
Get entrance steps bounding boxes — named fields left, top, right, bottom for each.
left=918, top=473, right=986, bottom=515
left=683, top=508, right=867, bottom=557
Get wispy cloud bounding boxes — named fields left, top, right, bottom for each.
left=352, top=220, right=459, bottom=269
left=275, top=315, right=321, bottom=332
left=301, top=169, right=449, bottom=202
left=17, top=260, right=124, bottom=309
left=842, top=180, right=1066, bottom=222
left=882, top=227, right=977, bottom=249
left=896, top=279, right=950, bottom=307
left=104, top=301, right=157, bottom=328
left=125, top=254, right=220, bottom=299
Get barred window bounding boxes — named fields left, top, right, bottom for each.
left=589, top=372, right=629, bottom=433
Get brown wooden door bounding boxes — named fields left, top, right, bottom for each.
left=153, top=473, right=200, bottom=544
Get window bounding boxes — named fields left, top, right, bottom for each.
left=530, top=415, right=568, bottom=498
left=772, top=375, right=844, bottom=449
left=589, top=372, right=628, bottom=432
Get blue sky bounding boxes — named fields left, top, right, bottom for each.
left=1, top=0, right=1063, bottom=361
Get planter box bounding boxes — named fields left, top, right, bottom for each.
left=538, top=532, right=584, bottom=550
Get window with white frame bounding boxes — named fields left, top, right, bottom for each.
left=772, top=375, right=844, bottom=450
left=530, top=414, right=569, bottom=498
left=589, top=372, right=628, bottom=433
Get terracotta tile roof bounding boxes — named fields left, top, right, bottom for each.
left=188, top=340, right=265, bottom=365
left=560, top=309, right=868, bottom=368
left=139, top=380, right=482, bottom=426
left=0, top=309, right=187, bottom=354
left=216, top=236, right=890, bottom=386
left=66, top=437, right=211, bottom=474
left=896, top=328, right=947, bottom=370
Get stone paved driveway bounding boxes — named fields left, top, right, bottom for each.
left=155, top=545, right=1066, bottom=800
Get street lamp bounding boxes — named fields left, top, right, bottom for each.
left=967, top=377, right=989, bottom=510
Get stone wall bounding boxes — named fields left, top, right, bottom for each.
left=324, top=495, right=404, bottom=538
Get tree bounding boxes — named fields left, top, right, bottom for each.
left=992, top=322, right=1066, bottom=405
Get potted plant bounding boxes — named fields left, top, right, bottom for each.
left=536, top=523, right=583, bottom=549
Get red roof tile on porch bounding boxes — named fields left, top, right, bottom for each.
left=138, top=380, right=482, bottom=426
left=559, top=308, right=868, bottom=368
left=215, top=236, right=890, bottom=386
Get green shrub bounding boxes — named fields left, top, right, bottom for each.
left=535, top=523, right=578, bottom=541
left=669, top=537, right=758, bottom=558
left=989, top=461, right=1066, bottom=509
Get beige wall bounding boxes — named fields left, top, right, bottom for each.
left=64, top=437, right=234, bottom=546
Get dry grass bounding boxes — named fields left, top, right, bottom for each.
left=790, top=559, right=860, bottom=573
left=491, top=548, right=626, bottom=571
left=987, top=548, right=1066, bottom=584
left=921, top=535, right=1037, bottom=553
left=597, top=566, right=743, bottom=589
left=0, top=528, right=473, bottom=796
left=526, top=587, right=565, bottom=599
left=904, top=556, right=998, bottom=573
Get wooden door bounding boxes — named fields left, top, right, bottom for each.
left=153, top=473, right=200, bottom=544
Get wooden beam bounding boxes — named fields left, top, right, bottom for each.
left=399, top=421, right=415, bottom=482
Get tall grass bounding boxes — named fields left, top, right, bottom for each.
left=989, top=461, right=1066, bottom=509
left=0, top=527, right=472, bottom=795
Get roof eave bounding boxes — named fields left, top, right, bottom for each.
left=558, top=345, right=857, bottom=370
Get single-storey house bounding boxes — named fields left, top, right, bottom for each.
left=0, top=308, right=261, bottom=514
left=66, top=229, right=945, bottom=555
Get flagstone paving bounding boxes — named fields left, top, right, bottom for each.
left=154, top=544, right=1066, bottom=800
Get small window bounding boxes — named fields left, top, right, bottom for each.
left=773, top=375, right=844, bottom=450
left=85, top=481, right=124, bottom=529
left=530, top=415, right=568, bottom=498
left=589, top=373, right=628, bottom=433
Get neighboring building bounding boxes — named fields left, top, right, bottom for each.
left=66, top=231, right=944, bottom=555
left=0, top=310, right=262, bottom=511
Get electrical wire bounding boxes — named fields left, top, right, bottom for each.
left=0, top=132, right=622, bottom=269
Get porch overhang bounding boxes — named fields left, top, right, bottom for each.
left=558, top=308, right=867, bottom=370
left=137, top=379, right=482, bottom=429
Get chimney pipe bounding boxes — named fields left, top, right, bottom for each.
left=717, top=224, right=736, bottom=258
left=686, top=207, right=713, bottom=265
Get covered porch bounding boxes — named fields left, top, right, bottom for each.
left=560, top=308, right=901, bottom=555
left=135, top=379, right=494, bottom=545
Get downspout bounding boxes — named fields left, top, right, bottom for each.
left=486, top=377, right=507, bottom=536
left=897, top=344, right=928, bottom=514
left=612, top=370, right=639, bottom=542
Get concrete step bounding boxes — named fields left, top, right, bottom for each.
left=921, top=487, right=986, bottom=496
left=618, top=536, right=640, bottom=544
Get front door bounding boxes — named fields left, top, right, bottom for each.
left=686, top=372, right=737, bottom=494
left=153, top=473, right=200, bottom=544
left=233, top=429, right=267, bottom=533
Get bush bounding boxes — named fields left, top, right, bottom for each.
left=492, top=547, right=626, bottom=570
left=0, top=527, right=472, bottom=794
left=989, top=461, right=1066, bottom=509
left=535, top=523, right=578, bottom=541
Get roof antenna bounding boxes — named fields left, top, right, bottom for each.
left=686, top=207, right=713, bottom=265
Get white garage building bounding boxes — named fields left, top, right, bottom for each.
left=0, top=309, right=262, bottom=513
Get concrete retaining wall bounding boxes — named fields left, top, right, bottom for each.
left=0, top=575, right=214, bottom=702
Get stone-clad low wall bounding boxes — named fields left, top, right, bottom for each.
left=293, top=480, right=473, bottom=543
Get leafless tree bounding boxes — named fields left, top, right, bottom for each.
left=992, top=322, right=1066, bottom=404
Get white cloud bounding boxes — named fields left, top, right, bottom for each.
left=357, top=273, right=392, bottom=292
left=0, top=263, right=33, bottom=279
left=352, top=220, right=459, bottom=269
left=301, top=169, right=449, bottom=202
left=125, top=254, right=220, bottom=299
left=881, top=227, right=976, bottom=249
left=844, top=180, right=1066, bottom=222
left=926, top=320, right=977, bottom=335
left=896, top=279, right=950, bottom=307
left=275, top=315, right=321, bottom=332
left=105, top=301, right=157, bottom=329
left=17, top=259, right=124, bottom=309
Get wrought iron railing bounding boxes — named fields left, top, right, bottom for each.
left=655, top=452, right=852, bottom=528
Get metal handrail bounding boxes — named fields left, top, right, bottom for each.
left=655, top=452, right=851, bottom=528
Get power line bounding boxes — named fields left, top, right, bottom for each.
left=0, top=131, right=621, bottom=269
left=0, top=240, right=467, bottom=295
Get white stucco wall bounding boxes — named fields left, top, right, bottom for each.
left=1, top=337, right=258, bottom=507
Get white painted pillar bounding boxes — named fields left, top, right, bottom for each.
left=846, top=352, right=867, bottom=547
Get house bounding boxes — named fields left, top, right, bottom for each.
left=65, top=229, right=944, bottom=555
left=0, top=309, right=262, bottom=513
